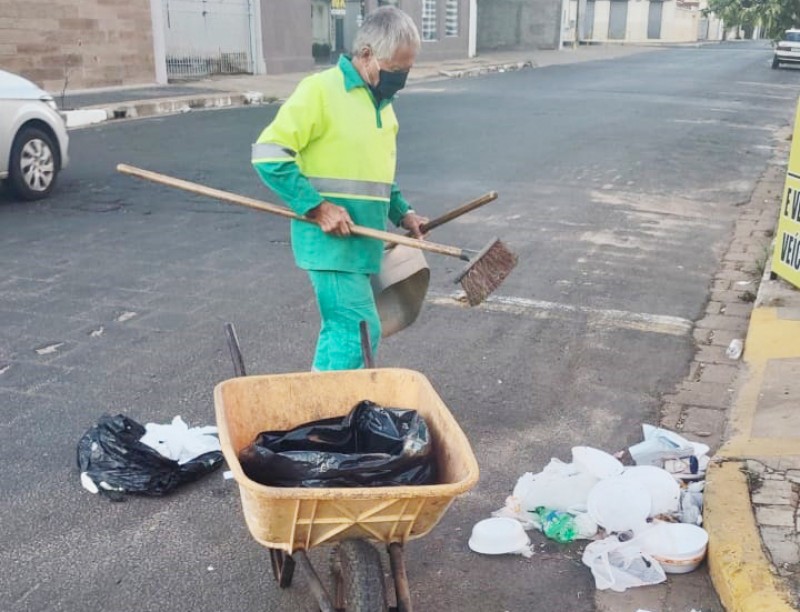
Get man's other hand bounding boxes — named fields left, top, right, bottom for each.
left=308, top=201, right=354, bottom=236
left=401, top=212, right=429, bottom=239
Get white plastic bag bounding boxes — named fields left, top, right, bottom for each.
left=629, top=424, right=709, bottom=468
left=511, top=459, right=600, bottom=513
left=582, top=536, right=666, bottom=592
left=140, top=416, right=221, bottom=465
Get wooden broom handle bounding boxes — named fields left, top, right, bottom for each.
left=415, top=191, right=498, bottom=235
left=116, top=164, right=468, bottom=260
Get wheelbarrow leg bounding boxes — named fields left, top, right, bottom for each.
left=224, top=322, right=247, bottom=377
left=270, top=549, right=295, bottom=589
left=388, top=543, right=413, bottom=612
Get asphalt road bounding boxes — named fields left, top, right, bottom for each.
left=2, top=42, right=796, bottom=612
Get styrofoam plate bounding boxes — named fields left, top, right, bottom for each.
left=621, top=465, right=681, bottom=516
left=587, top=476, right=651, bottom=533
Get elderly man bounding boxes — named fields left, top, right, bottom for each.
left=252, top=7, right=427, bottom=371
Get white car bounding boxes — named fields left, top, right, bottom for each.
left=773, top=29, right=800, bottom=69
left=0, top=70, right=69, bottom=200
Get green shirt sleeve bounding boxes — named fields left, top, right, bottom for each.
left=252, top=161, right=324, bottom=216
left=388, top=182, right=411, bottom=227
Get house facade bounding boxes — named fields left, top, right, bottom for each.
left=563, top=0, right=724, bottom=44
left=0, top=0, right=725, bottom=92
left=1, top=0, right=477, bottom=88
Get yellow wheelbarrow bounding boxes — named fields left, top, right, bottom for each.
left=215, top=323, right=480, bottom=611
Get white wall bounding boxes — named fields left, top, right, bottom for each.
left=579, top=0, right=702, bottom=42
left=660, top=4, right=699, bottom=41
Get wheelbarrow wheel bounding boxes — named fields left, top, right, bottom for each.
left=331, top=540, right=388, bottom=612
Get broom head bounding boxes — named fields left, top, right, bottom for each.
left=454, top=238, right=518, bottom=306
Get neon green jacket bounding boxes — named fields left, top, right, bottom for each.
left=252, top=56, right=411, bottom=274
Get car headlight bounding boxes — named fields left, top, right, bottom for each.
left=41, top=96, right=58, bottom=111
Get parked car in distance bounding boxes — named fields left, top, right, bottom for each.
left=773, top=29, right=800, bottom=69
left=0, top=70, right=69, bottom=200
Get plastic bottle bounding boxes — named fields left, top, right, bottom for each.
left=534, top=507, right=578, bottom=543
left=726, top=338, right=744, bottom=360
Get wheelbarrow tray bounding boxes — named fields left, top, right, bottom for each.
left=214, top=368, right=479, bottom=554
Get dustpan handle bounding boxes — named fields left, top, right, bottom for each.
left=359, top=321, right=375, bottom=369
left=407, top=191, right=498, bottom=237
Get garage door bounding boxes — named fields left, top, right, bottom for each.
left=608, top=0, right=628, bottom=40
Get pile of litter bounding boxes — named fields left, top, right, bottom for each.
left=77, top=414, right=223, bottom=499
left=469, top=425, right=711, bottom=592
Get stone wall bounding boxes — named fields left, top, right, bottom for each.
left=0, top=0, right=156, bottom=93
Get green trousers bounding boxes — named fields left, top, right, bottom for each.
left=307, top=270, right=381, bottom=371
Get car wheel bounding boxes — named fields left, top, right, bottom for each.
left=8, top=126, right=60, bottom=201
left=772, top=56, right=780, bottom=69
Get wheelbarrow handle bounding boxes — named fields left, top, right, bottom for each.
left=359, top=321, right=375, bottom=369
left=224, top=323, right=247, bottom=377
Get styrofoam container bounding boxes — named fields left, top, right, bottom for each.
left=655, top=550, right=706, bottom=574
left=638, top=522, right=708, bottom=573
left=572, top=446, right=624, bottom=480
left=468, top=518, right=531, bottom=555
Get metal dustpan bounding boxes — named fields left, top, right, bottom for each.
left=371, top=244, right=430, bottom=338
left=369, top=192, right=501, bottom=337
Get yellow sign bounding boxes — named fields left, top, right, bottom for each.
left=772, top=98, right=800, bottom=288
left=331, top=0, right=346, bottom=16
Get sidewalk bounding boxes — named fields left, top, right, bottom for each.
left=57, top=45, right=660, bottom=128
left=704, top=176, right=800, bottom=608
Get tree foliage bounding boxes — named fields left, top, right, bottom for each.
left=706, top=0, right=800, bottom=39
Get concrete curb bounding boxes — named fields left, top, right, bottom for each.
left=62, top=91, right=269, bottom=128
left=437, top=60, right=534, bottom=78
left=705, top=461, right=795, bottom=611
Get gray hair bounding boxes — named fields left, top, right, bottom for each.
left=352, top=7, right=421, bottom=60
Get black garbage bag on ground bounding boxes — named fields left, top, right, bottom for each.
left=239, top=400, right=436, bottom=487
left=77, top=414, right=224, bottom=498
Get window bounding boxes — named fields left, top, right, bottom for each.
left=422, top=0, right=438, bottom=41
left=445, top=0, right=459, bottom=37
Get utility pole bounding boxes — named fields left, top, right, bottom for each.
left=573, top=0, right=581, bottom=49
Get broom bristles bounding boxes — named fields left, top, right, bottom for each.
left=456, top=239, right=518, bottom=306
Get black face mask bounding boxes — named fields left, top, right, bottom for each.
left=373, top=68, right=409, bottom=100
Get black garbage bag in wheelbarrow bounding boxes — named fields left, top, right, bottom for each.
left=77, top=414, right=224, bottom=499
left=239, top=400, right=437, bottom=487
